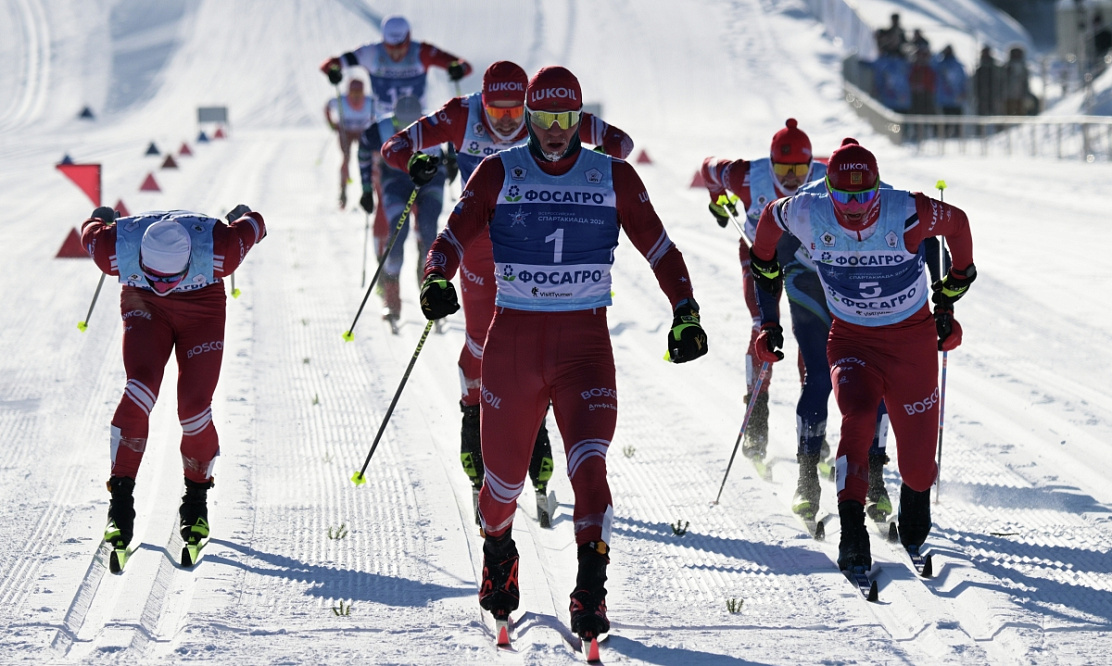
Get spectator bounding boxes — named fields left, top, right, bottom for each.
left=1003, top=46, right=1030, bottom=115
left=873, top=53, right=911, bottom=114
left=909, top=47, right=937, bottom=115
left=973, top=47, right=1001, bottom=116
left=1093, top=13, right=1112, bottom=64
left=875, top=14, right=907, bottom=57
left=907, top=28, right=931, bottom=59
left=934, top=45, right=968, bottom=136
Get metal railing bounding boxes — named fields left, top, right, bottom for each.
left=843, top=81, right=1112, bottom=161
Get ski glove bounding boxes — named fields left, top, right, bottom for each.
left=91, top=206, right=117, bottom=224
left=443, top=147, right=459, bottom=184
left=666, top=299, right=708, bottom=363
left=321, top=57, right=343, bottom=84
left=447, top=61, right=466, bottom=82
left=931, top=263, right=977, bottom=308
left=359, top=189, right=375, bottom=214
left=934, top=305, right=963, bottom=351
left=749, top=251, right=782, bottom=296
left=709, top=193, right=738, bottom=228
left=420, top=273, right=460, bottom=320
left=408, top=152, right=440, bottom=187
left=225, top=204, right=251, bottom=222
left=754, top=322, right=785, bottom=363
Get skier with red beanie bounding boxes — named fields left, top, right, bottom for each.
left=748, top=137, right=976, bottom=575
left=417, top=65, right=706, bottom=645
left=381, top=61, right=635, bottom=525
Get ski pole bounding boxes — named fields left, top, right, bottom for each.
left=343, top=186, right=420, bottom=341
left=351, top=319, right=435, bottom=485
left=712, top=361, right=771, bottom=504
left=935, top=179, right=948, bottom=503
left=360, top=210, right=370, bottom=287
left=77, top=273, right=106, bottom=332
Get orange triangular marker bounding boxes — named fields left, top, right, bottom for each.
left=140, top=173, right=161, bottom=192
left=179, top=142, right=193, bottom=156
left=56, top=163, right=102, bottom=206
left=689, top=170, right=706, bottom=188
left=213, top=127, right=226, bottom=139
left=161, top=154, right=178, bottom=169
left=114, top=199, right=130, bottom=217
left=56, top=228, right=88, bottom=258
left=636, top=149, right=652, bottom=164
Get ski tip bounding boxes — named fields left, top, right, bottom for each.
left=867, top=581, right=879, bottom=602
left=921, top=553, right=934, bottom=578
left=886, top=522, right=899, bottom=542
left=814, top=521, right=826, bottom=541
left=495, top=619, right=511, bottom=647
left=109, top=549, right=126, bottom=574
left=584, top=636, right=601, bottom=662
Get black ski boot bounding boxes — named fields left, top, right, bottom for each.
left=865, top=453, right=892, bottom=520
left=569, top=540, right=610, bottom=639
left=460, top=402, right=484, bottom=489
left=105, top=476, right=136, bottom=549
left=897, top=483, right=932, bottom=549
left=528, top=420, right=554, bottom=494
left=179, top=477, right=213, bottom=544
left=479, top=530, right=520, bottom=619
left=791, top=453, right=821, bottom=519
left=837, top=500, right=871, bottom=571
left=741, top=391, right=769, bottom=459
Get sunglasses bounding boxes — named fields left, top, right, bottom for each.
left=772, top=162, right=810, bottom=177
left=527, top=109, right=582, bottom=130
left=141, top=266, right=188, bottom=294
left=485, top=104, right=525, bottom=121
left=826, top=178, right=880, bottom=205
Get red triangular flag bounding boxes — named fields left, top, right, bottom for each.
left=140, top=173, right=161, bottom=192
left=636, top=149, right=652, bottom=164
left=213, top=126, right=226, bottom=139
left=55, top=163, right=102, bottom=206
left=689, top=170, right=706, bottom=188
left=179, top=142, right=193, bottom=156
left=114, top=199, right=130, bottom=217
left=161, top=154, right=178, bottom=169
left=56, top=228, right=88, bottom=258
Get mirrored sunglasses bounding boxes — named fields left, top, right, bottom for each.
left=772, top=162, right=810, bottom=177
left=528, top=109, right=581, bottom=130
left=485, top=104, right=525, bottom=121
left=826, top=179, right=880, bottom=205
left=141, top=266, right=188, bottom=294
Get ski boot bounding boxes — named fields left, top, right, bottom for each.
left=529, top=420, right=556, bottom=528
left=381, top=274, right=401, bottom=333
left=479, top=529, right=520, bottom=621
left=837, top=500, right=871, bottom=572
left=865, top=453, right=892, bottom=521
left=741, top=391, right=769, bottom=460
left=896, top=483, right=932, bottom=550
left=791, top=453, right=821, bottom=519
left=180, top=477, right=213, bottom=567
left=105, top=476, right=136, bottom=572
left=460, top=402, right=484, bottom=524
left=569, top=540, right=610, bottom=640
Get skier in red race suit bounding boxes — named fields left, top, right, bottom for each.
left=418, top=66, right=708, bottom=641
left=81, top=205, right=265, bottom=555
left=381, top=60, right=634, bottom=516
left=749, top=138, right=975, bottom=572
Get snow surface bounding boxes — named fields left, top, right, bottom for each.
left=3, top=0, right=1112, bottom=664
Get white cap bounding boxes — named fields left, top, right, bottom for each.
left=382, top=15, right=410, bottom=45
left=141, top=219, right=191, bottom=273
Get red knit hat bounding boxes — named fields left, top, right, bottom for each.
left=482, top=61, right=528, bottom=105
left=826, top=138, right=879, bottom=190
left=770, top=118, right=812, bottom=163
left=526, top=66, right=582, bottom=111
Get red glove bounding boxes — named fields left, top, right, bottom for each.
left=754, top=322, right=785, bottom=363
left=934, top=307, right=963, bottom=351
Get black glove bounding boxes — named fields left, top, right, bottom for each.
left=327, top=67, right=342, bottom=84
left=360, top=190, right=375, bottom=214
left=931, top=263, right=977, bottom=308
left=708, top=202, right=730, bottom=228
left=91, top=206, right=117, bottom=224
left=754, top=322, right=785, bottom=363
left=407, top=152, right=440, bottom=187
left=749, top=252, right=782, bottom=296
left=447, top=61, right=466, bottom=81
left=443, top=146, right=459, bottom=184
left=420, top=274, right=460, bottom=320
left=666, top=299, right=708, bottom=363
left=225, top=204, right=251, bottom=222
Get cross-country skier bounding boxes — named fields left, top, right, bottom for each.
left=749, top=138, right=975, bottom=572
left=418, top=66, right=708, bottom=642
left=319, top=15, right=472, bottom=118
left=381, top=60, right=635, bottom=518
left=81, top=205, right=266, bottom=558
left=324, top=78, right=374, bottom=209
left=701, top=119, right=892, bottom=523
left=358, top=95, right=446, bottom=326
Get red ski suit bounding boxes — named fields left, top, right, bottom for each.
left=384, top=97, right=633, bottom=407
left=81, top=211, right=265, bottom=483
left=753, top=192, right=973, bottom=504
left=424, top=151, right=694, bottom=545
